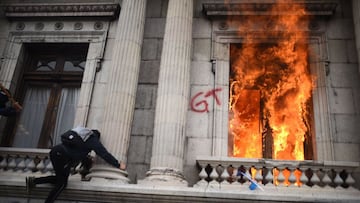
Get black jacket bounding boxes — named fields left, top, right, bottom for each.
left=0, top=91, right=16, bottom=117
left=59, top=133, right=120, bottom=168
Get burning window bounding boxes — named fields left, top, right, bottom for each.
left=228, top=2, right=315, bottom=161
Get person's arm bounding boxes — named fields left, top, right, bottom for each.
left=90, top=137, right=125, bottom=169
left=0, top=84, right=22, bottom=112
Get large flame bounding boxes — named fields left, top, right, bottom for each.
left=229, top=1, right=314, bottom=160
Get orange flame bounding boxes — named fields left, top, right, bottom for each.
left=229, top=1, right=314, bottom=160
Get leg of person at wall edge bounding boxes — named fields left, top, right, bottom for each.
left=45, top=145, right=71, bottom=203
left=44, top=173, right=69, bottom=203
left=27, top=145, right=71, bottom=203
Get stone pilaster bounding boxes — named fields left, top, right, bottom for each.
left=87, top=0, right=147, bottom=182
left=353, top=0, right=360, bottom=74
left=212, top=60, right=229, bottom=157
left=142, top=0, right=193, bottom=186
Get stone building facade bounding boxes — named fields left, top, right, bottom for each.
left=0, top=0, right=360, bottom=202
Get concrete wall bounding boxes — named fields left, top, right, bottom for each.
left=326, top=0, right=360, bottom=162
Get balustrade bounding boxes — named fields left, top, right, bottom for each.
left=0, top=147, right=93, bottom=180
left=195, top=156, right=359, bottom=191
left=0, top=147, right=53, bottom=174
left=1, top=147, right=359, bottom=192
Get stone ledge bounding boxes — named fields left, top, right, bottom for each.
left=203, top=1, right=337, bottom=19
left=1, top=173, right=360, bottom=203
left=3, top=3, right=120, bottom=19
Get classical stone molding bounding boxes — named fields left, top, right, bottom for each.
left=139, top=167, right=188, bottom=186
left=3, top=3, right=120, bottom=19
left=203, top=1, right=337, bottom=19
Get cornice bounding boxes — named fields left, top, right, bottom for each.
left=203, top=1, right=337, bottom=19
left=3, top=3, right=120, bottom=19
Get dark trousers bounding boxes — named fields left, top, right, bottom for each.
left=34, top=145, right=71, bottom=203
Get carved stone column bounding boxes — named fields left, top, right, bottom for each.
left=88, top=0, right=147, bottom=182
left=141, top=0, right=193, bottom=186
left=353, top=0, right=360, bottom=74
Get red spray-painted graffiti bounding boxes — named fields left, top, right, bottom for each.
left=190, top=88, right=222, bottom=113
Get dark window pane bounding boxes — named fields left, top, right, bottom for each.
left=64, top=60, right=85, bottom=72
left=36, top=60, right=56, bottom=71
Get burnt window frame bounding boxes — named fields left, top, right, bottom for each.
left=208, top=30, right=331, bottom=161
left=228, top=43, right=315, bottom=160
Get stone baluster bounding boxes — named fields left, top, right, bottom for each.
left=319, top=168, right=331, bottom=188
left=194, top=163, right=208, bottom=188
left=284, top=168, right=292, bottom=187
left=310, top=168, right=321, bottom=188
left=244, top=166, right=252, bottom=184
left=287, top=167, right=297, bottom=187
left=88, top=0, right=147, bottom=182
left=345, top=172, right=356, bottom=190
left=142, top=0, right=193, bottom=186
left=17, top=156, right=26, bottom=172
left=45, top=161, right=54, bottom=175
left=209, top=164, right=220, bottom=188
left=254, top=166, right=263, bottom=184
left=265, top=167, right=275, bottom=187
left=0, top=157, right=6, bottom=170
left=231, top=165, right=240, bottom=186
left=220, top=164, right=230, bottom=186
left=8, top=156, right=16, bottom=171
left=27, top=158, right=36, bottom=173
left=276, top=167, right=286, bottom=187
left=36, top=159, right=46, bottom=173
left=299, top=167, right=310, bottom=188
left=345, top=170, right=356, bottom=189
left=23, top=157, right=31, bottom=173
left=333, top=169, right=344, bottom=188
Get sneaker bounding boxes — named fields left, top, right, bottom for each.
left=26, top=176, right=35, bottom=193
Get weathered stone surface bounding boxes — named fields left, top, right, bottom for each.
left=330, top=63, right=360, bottom=87
left=334, top=114, right=360, bottom=143
left=144, top=18, right=165, bottom=38
left=132, top=110, right=155, bottom=136
left=190, top=61, right=213, bottom=85
left=193, top=38, right=212, bottom=61
left=333, top=142, right=360, bottom=161
left=139, top=60, right=160, bottom=84
left=329, top=88, right=356, bottom=114
left=141, top=38, right=159, bottom=60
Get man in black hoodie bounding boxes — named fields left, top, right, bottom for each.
left=26, top=126, right=126, bottom=203
left=0, top=85, right=22, bottom=116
